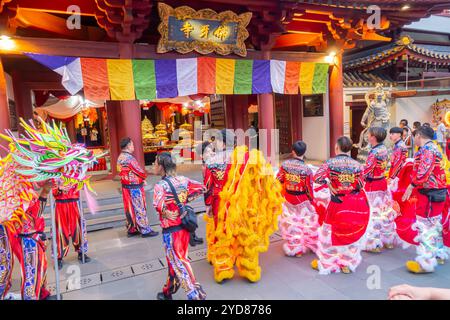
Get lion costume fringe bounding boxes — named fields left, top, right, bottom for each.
left=204, top=146, right=284, bottom=283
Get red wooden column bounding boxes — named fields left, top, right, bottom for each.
left=291, top=95, right=302, bottom=142
left=0, top=58, right=10, bottom=157
left=232, top=95, right=248, bottom=130
left=224, top=96, right=235, bottom=129
left=258, top=93, right=275, bottom=161
left=258, top=50, right=275, bottom=162
left=328, top=53, right=344, bottom=157
left=12, top=71, right=33, bottom=133
left=118, top=43, right=145, bottom=169
left=106, top=100, right=120, bottom=177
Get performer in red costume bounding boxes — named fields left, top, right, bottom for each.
left=402, top=126, right=449, bottom=273
left=186, top=141, right=214, bottom=247
left=53, top=183, right=90, bottom=270
left=312, top=136, right=370, bottom=274
left=277, top=141, right=319, bottom=257
left=388, top=127, right=418, bottom=248
left=3, top=183, right=52, bottom=300
left=390, top=161, right=419, bottom=248
left=153, top=152, right=206, bottom=300
left=388, top=127, right=409, bottom=180
left=117, top=137, right=158, bottom=238
left=362, top=127, right=398, bottom=252
left=204, top=129, right=235, bottom=228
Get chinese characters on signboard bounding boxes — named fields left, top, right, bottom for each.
left=170, top=17, right=238, bottom=44
left=157, top=3, right=251, bottom=57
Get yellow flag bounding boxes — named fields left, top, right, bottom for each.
left=215, top=58, right=235, bottom=94
left=299, top=62, right=315, bottom=95
left=107, top=59, right=135, bottom=100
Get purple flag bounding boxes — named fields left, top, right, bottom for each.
left=252, top=60, right=272, bottom=94
left=155, top=60, right=178, bottom=98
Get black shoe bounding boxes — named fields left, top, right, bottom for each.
left=193, top=235, right=204, bottom=244
left=157, top=292, right=172, bottom=300
left=57, top=259, right=63, bottom=270
left=190, top=233, right=204, bottom=246
left=78, top=253, right=92, bottom=263
left=189, top=233, right=198, bottom=246
left=142, top=230, right=159, bottom=238
left=44, top=294, right=62, bottom=300
left=127, top=231, right=140, bottom=238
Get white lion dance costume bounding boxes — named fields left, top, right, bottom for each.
left=363, top=143, right=398, bottom=252
left=277, top=158, right=319, bottom=257
left=0, top=118, right=98, bottom=299
left=391, top=141, right=450, bottom=273
left=204, top=146, right=284, bottom=283
left=312, top=154, right=371, bottom=274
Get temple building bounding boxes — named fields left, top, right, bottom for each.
left=343, top=13, right=450, bottom=158
left=0, top=0, right=449, bottom=177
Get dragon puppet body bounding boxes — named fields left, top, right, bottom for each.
left=0, top=118, right=99, bottom=300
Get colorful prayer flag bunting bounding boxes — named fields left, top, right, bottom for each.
left=26, top=54, right=330, bottom=101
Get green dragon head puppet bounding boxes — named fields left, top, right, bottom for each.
left=0, top=118, right=101, bottom=228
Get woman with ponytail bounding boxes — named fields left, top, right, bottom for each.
left=153, top=152, right=207, bottom=300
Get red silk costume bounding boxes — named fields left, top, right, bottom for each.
left=153, top=175, right=206, bottom=300
left=363, top=143, right=389, bottom=192
left=363, top=143, right=397, bottom=250
left=204, top=150, right=233, bottom=227
left=277, top=159, right=314, bottom=205
left=314, top=154, right=370, bottom=246
left=313, top=154, right=370, bottom=274
left=5, top=197, right=50, bottom=300
left=389, top=139, right=408, bottom=179
left=411, top=141, right=447, bottom=218
left=53, top=185, right=86, bottom=259
left=277, top=158, right=319, bottom=256
left=399, top=141, right=449, bottom=271
left=117, top=151, right=153, bottom=235
left=391, top=161, right=419, bottom=246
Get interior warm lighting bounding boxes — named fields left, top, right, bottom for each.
left=324, top=51, right=337, bottom=65
left=401, top=4, right=411, bottom=10
left=0, top=35, right=15, bottom=50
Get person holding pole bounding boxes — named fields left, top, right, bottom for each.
left=52, top=183, right=91, bottom=270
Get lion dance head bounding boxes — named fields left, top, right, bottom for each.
left=0, top=118, right=100, bottom=229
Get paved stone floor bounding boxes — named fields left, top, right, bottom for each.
left=9, top=213, right=450, bottom=300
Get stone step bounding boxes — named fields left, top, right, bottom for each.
left=43, top=197, right=206, bottom=236
left=43, top=195, right=122, bottom=214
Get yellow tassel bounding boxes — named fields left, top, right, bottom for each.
left=209, top=146, right=284, bottom=283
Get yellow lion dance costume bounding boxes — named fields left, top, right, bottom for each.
left=204, top=146, right=284, bottom=283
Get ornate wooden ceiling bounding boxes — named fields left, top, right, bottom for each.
left=0, top=0, right=449, bottom=52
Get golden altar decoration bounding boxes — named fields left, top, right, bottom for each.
left=155, top=122, right=169, bottom=143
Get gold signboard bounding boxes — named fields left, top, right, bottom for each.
left=157, top=3, right=252, bottom=57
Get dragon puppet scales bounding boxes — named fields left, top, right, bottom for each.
left=0, top=118, right=99, bottom=300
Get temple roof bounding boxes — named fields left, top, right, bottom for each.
left=344, top=36, right=450, bottom=72
left=1, top=0, right=450, bottom=52
left=343, top=70, right=396, bottom=87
